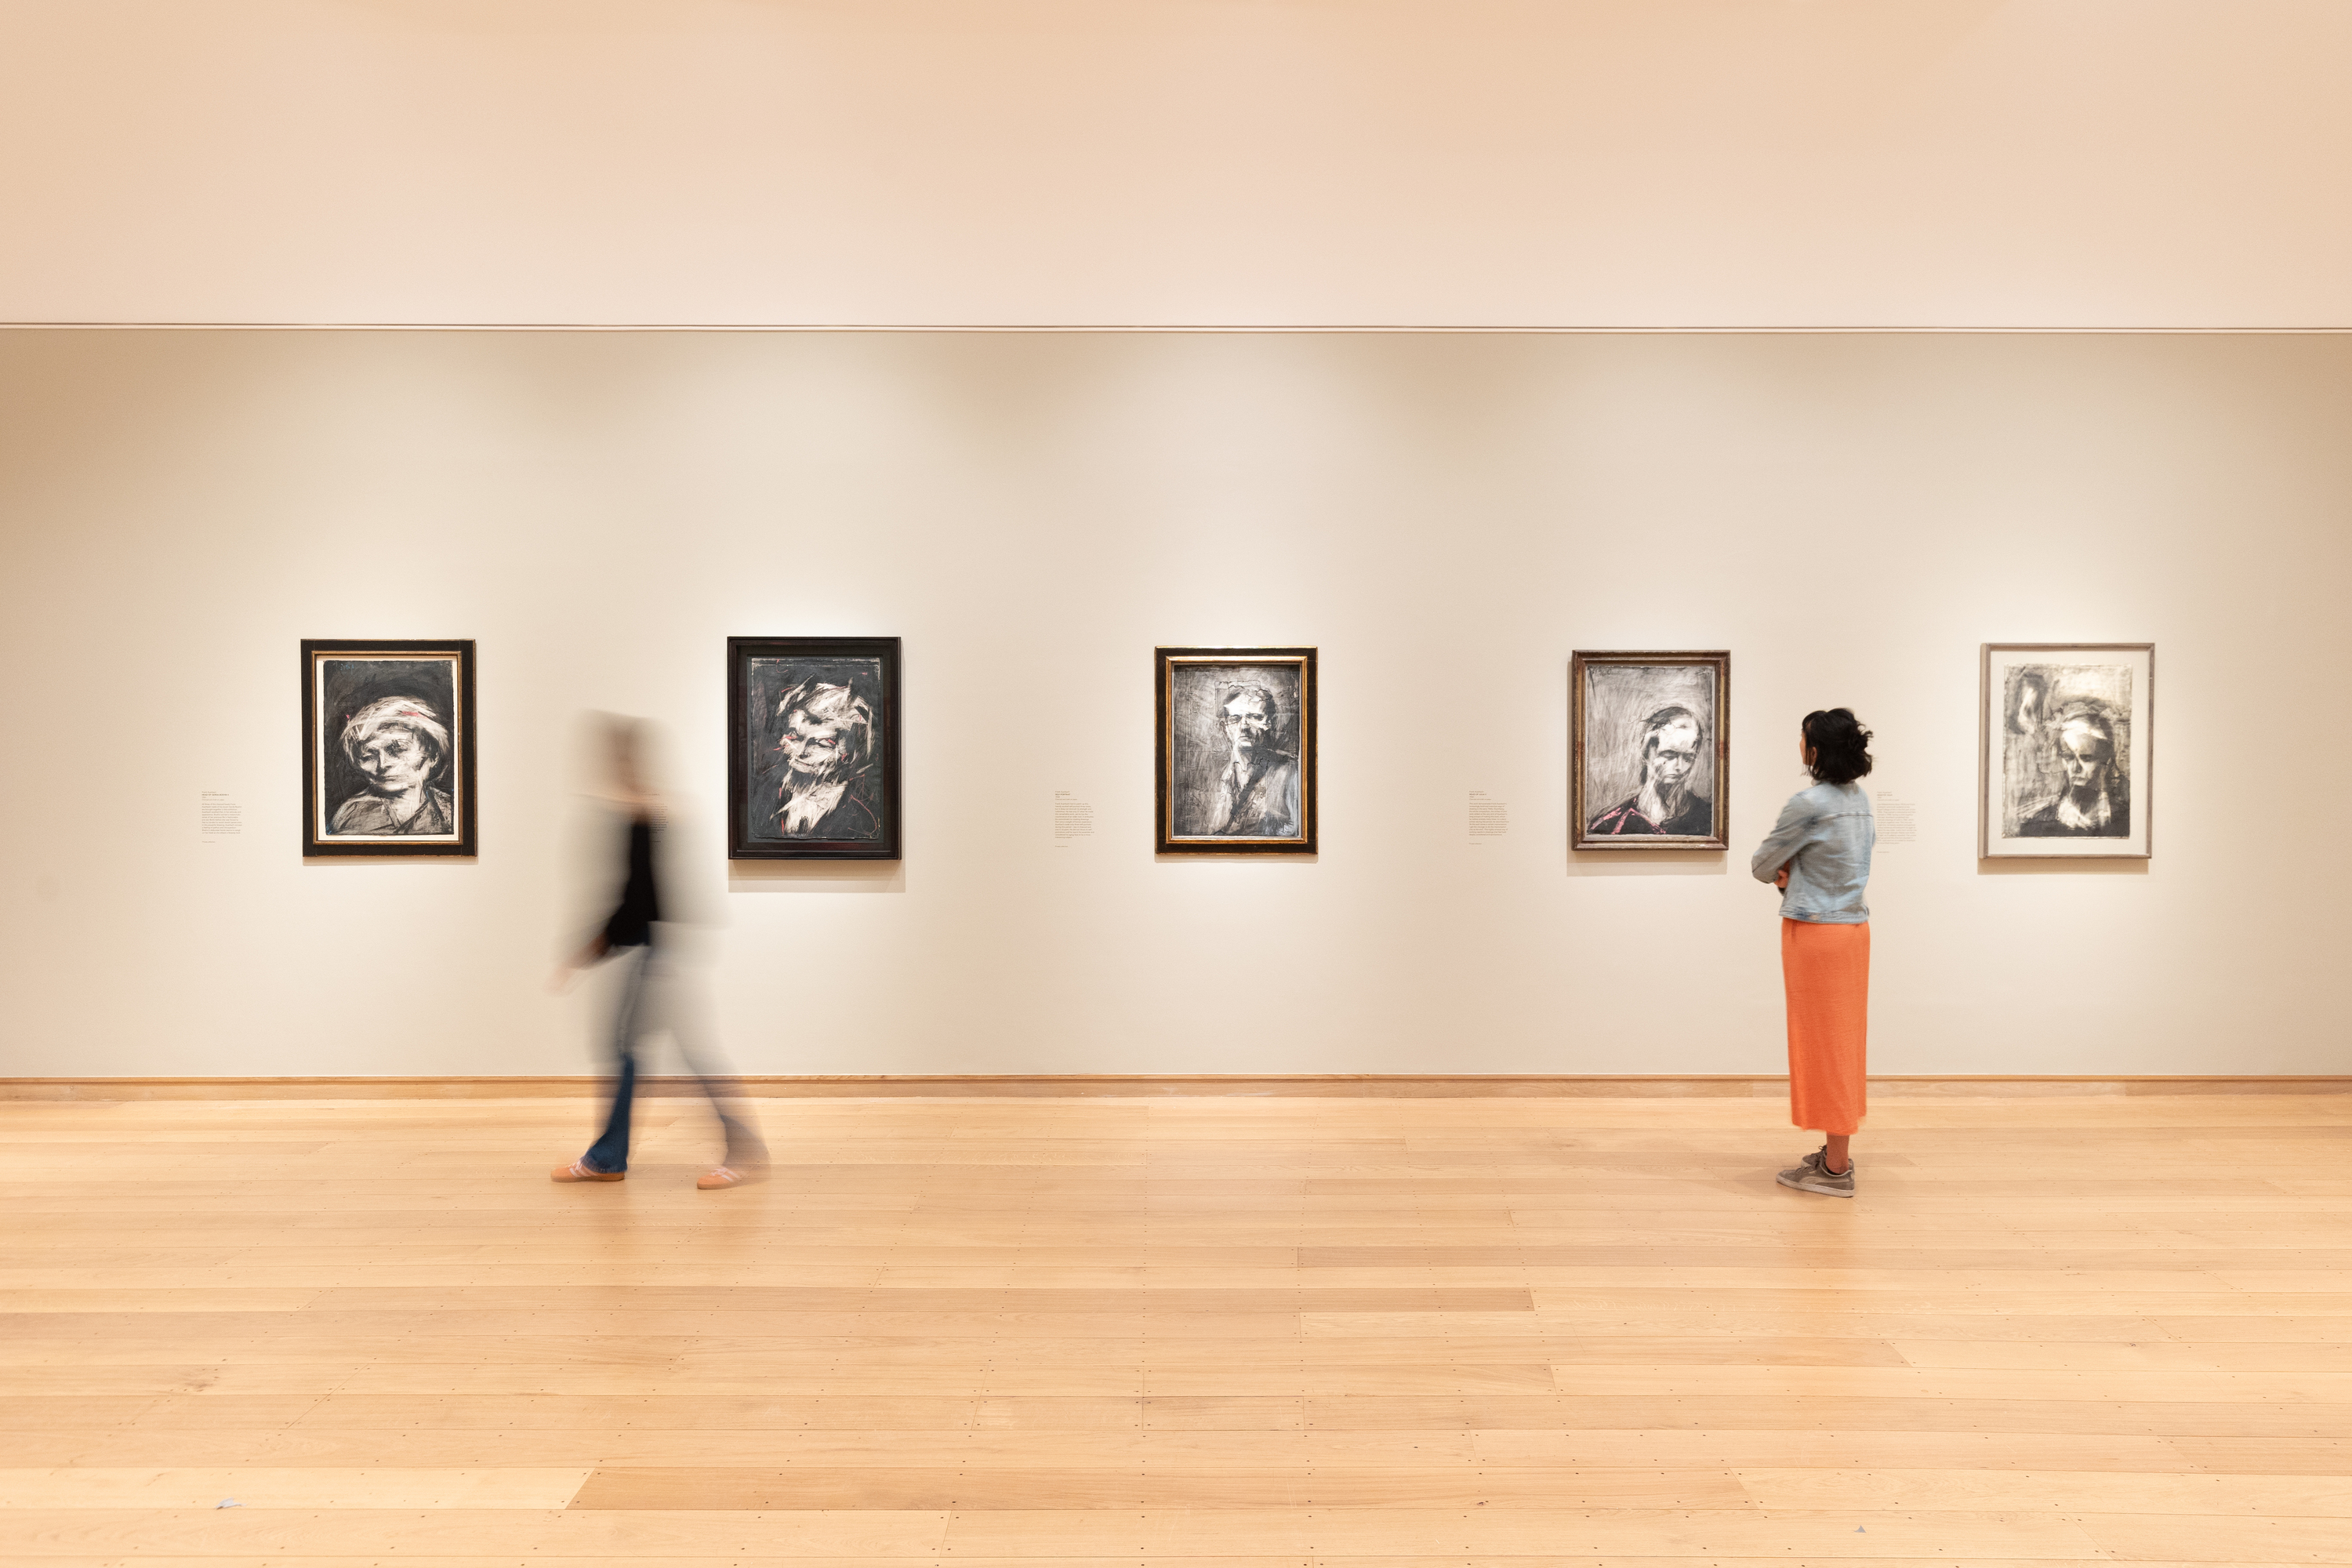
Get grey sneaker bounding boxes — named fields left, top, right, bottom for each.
left=1776, top=1147, right=1855, bottom=1197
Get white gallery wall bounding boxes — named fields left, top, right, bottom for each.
left=2, top=328, right=2347, bottom=1079
left=5, top=2, right=2352, bottom=328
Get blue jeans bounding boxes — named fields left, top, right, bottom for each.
left=583, top=944, right=763, bottom=1174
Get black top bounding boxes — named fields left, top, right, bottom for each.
left=601, top=818, right=662, bottom=949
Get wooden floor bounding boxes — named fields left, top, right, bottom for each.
left=3, top=1093, right=2350, bottom=1566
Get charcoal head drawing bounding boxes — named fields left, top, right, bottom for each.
left=330, top=695, right=455, bottom=835
left=1220, top=681, right=1277, bottom=768
left=746, top=657, right=887, bottom=841
left=1169, top=666, right=1305, bottom=839
left=1980, top=644, right=2151, bottom=860
left=2016, top=694, right=2129, bottom=838
left=1584, top=666, right=1719, bottom=838
left=303, top=642, right=475, bottom=857
left=311, top=648, right=465, bottom=840
left=2002, top=663, right=2132, bottom=840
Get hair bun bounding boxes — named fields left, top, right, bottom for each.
left=1802, top=708, right=1874, bottom=784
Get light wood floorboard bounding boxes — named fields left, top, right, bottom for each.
left=0, top=1092, right=2347, bottom=1563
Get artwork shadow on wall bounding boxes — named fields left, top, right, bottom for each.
left=301, top=639, right=477, bottom=858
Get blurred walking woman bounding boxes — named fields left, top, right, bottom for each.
left=551, top=718, right=765, bottom=1191
left=1750, top=710, right=1876, bottom=1198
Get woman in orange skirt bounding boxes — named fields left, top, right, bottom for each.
left=1750, top=710, right=1876, bottom=1197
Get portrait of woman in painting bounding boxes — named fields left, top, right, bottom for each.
left=330, top=695, right=457, bottom=836
left=2016, top=699, right=2130, bottom=838
left=302, top=641, right=475, bottom=858
left=1979, top=643, right=2150, bottom=860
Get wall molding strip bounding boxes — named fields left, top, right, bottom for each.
left=12, top=325, right=2352, bottom=336
left=3, top=1075, right=2348, bottom=1102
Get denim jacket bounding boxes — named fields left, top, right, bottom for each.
left=1750, top=781, right=1875, bottom=924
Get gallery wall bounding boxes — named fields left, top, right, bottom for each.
left=2, top=328, right=2346, bottom=1080
left=5, top=2, right=2352, bottom=328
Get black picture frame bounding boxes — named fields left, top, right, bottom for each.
left=300, top=638, right=478, bottom=858
left=1570, top=649, right=1730, bottom=851
left=1156, top=646, right=1319, bottom=855
left=728, top=635, right=903, bottom=861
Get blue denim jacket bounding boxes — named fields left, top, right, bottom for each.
left=1750, top=781, right=1875, bottom=924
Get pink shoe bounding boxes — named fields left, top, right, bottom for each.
left=696, top=1165, right=757, bottom=1190
left=551, top=1160, right=624, bottom=1183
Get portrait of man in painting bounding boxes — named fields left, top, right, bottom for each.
left=1158, top=650, right=1316, bottom=852
left=2002, top=667, right=2132, bottom=840
left=303, top=641, right=476, bottom=857
left=1572, top=652, right=1729, bottom=849
left=746, top=658, right=887, bottom=842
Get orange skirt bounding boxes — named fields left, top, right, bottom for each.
left=1781, top=918, right=1869, bottom=1136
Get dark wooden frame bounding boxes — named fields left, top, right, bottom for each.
left=1570, top=649, right=1731, bottom=851
left=1978, top=641, right=2154, bottom=860
left=728, top=635, right=902, bottom=861
left=300, top=638, right=477, bottom=858
left=1156, top=645, right=1319, bottom=855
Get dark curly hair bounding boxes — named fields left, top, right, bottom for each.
left=1802, top=708, right=1874, bottom=785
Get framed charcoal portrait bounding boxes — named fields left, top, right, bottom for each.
left=1980, top=643, right=2153, bottom=859
left=1156, top=647, right=1317, bottom=855
left=301, top=639, right=477, bottom=857
left=1570, top=650, right=1730, bottom=851
left=729, top=636, right=902, bottom=860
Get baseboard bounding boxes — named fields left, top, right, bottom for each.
left=4, top=1073, right=2349, bottom=1101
